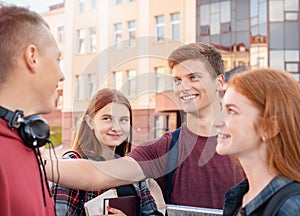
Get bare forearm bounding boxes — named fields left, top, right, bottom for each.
left=45, top=156, right=146, bottom=191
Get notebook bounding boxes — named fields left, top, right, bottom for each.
left=103, top=195, right=138, bottom=216
left=84, top=189, right=118, bottom=216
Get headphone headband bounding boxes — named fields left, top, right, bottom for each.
left=0, top=106, right=24, bottom=129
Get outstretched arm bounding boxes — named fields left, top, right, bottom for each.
left=46, top=156, right=146, bottom=191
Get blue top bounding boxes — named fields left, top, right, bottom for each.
left=223, top=177, right=300, bottom=216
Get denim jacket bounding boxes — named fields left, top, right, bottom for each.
left=223, top=177, right=300, bottom=216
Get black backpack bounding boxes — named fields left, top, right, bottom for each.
left=164, top=127, right=181, bottom=204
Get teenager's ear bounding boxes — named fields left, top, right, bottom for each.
left=24, top=44, right=38, bottom=72
left=264, top=116, right=280, bottom=139
left=216, top=74, right=225, bottom=91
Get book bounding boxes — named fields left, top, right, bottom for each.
left=166, top=204, right=223, bottom=216
left=84, top=188, right=118, bottom=216
left=103, top=195, right=138, bottom=216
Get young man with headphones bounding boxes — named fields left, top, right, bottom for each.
left=0, top=4, right=64, bottom=216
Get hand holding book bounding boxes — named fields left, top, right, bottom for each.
left=84, top=189, right=118, bottom=216
left=103, top=195, right=137, bottom=216
left=84, top=189, right=139, bottom=216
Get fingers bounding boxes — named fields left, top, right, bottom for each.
left=103, top=206, right=126, bottom=216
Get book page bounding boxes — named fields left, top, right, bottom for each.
left=84, top=188, right=118, bottom=216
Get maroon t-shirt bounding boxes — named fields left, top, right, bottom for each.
left=0, top=119, right=55, bottom=216
left=129, top=122, right=243, bottom=209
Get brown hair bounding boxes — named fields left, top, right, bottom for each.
left=168, top=42, right=224, bottom=79
left=73, top=88, right=132, bottom=160
left=228, top=68, right=300, bottom=181
left=0, top=4, right=50, bottom=83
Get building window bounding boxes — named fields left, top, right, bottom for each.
left=199, top=1, right=230, bottom=36
left=220, top=1, right=230, bottom=22
left=91, top=0, right=97, bottom=10
left=170, top=13, right=180, bottom=40
left=116, top=0, right=122, bottom=5
left=285, top=50, right=299, bottom=81
left=127, top=20, right=136, bottom=47
left=87, top=74, right=96, bottom=98
left=127, top=70, right=136, bottom=97
left=170, top=13, right=180, bottom=39
left=88, top=27, right=97, bottom=53
left=257, top=57, right=265, bottom=67
left=77, top=29, right=86, bottom=54
left=155, top=67, right=166, bottom=92
left=220, top=22, right=231, bottom=33
left=200, top=25, right=210, bottom=36
left=286, top=50, right=299, bottom=62
left=285, top=0, right=298, bottom=11
left=129, top=0, right=135, bottom=2
left=113, top=71, right=123, bottom=90
left=286, top=62, right=300, bottom=81
left=155, top=115, right=165, bottom=138
left=79, top=0, right=85, bottom=12
left=270, top=50, right=284, bottom=70
left=270, top=1, right=284, bottom=22
left=286, top=62, right=298, bottom=72
left=200, top=4, right=210, bottom=25
left=57, top=26, right=64, bottom=44
left=155, top=15, right=164, bottom=42
left=285, top=12, right=298, bottom=20
left=114, top=23, right=122, bottom=46
left=75, top=74, right=85, bottom=100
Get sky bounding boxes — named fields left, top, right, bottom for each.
left=2, top=0, right=63, bottom=13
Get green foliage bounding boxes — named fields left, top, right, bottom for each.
left=45, top=126, right=62, bottom=148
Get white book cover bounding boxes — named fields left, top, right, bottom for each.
left=84, top=188, right=118, bottom=216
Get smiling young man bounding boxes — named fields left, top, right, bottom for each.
left=0, top=4, right=65, bottom=215
left=47, top=43, right=242, bottom=210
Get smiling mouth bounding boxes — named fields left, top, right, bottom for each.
left=180, top=94, right=198, bottom=101
left=218, top=133, right=231, bottom=139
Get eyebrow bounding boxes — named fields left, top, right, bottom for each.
left=101, top=114, right=112, bottom=117
left=173, top=72, right=202, bottom=78
left=225, top=103, right=240, bottom=110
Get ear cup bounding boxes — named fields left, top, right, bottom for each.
left=18, top=115, right=50, bottom=148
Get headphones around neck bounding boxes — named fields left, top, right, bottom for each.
left=0, top=106, right=50, bottom=149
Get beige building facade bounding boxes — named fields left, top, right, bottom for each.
left=43, top=0, right=196, bottom=147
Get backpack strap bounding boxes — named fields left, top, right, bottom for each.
left=164, top=127, right=181, bottom=204
left=263, top=182, right=300, bottom=216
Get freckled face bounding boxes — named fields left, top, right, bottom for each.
left=213, top=87, right=263, bottom=159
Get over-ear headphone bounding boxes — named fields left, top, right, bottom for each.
left=0, top=106, right=50, bottom=148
